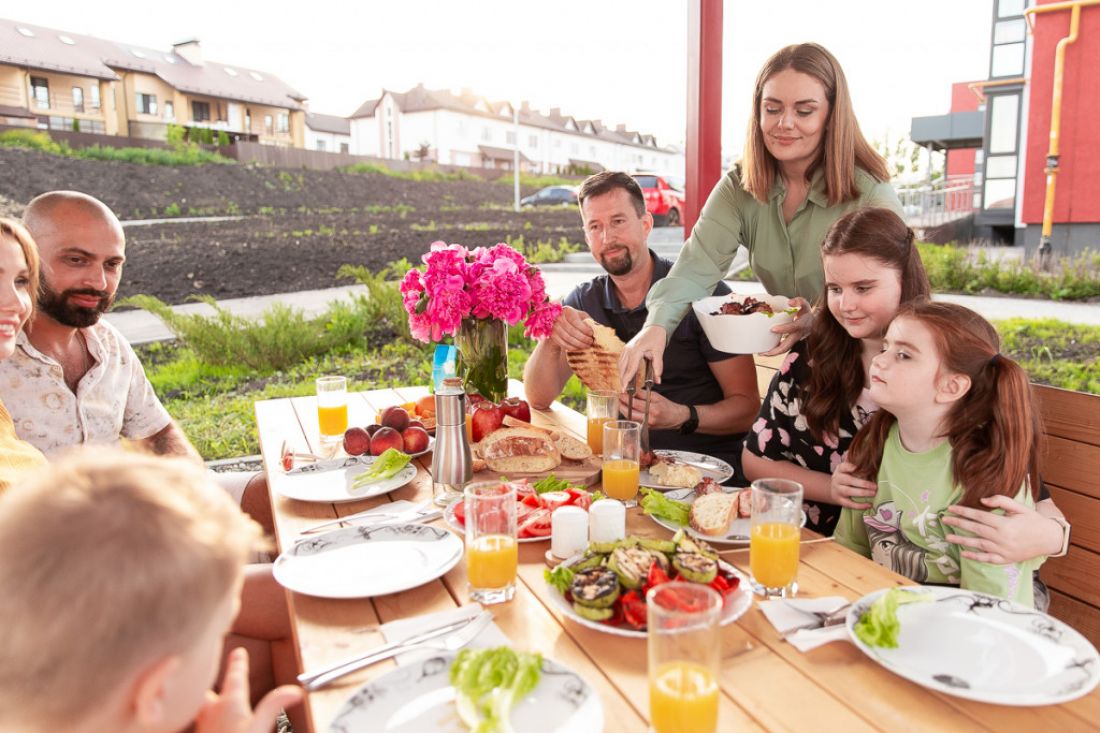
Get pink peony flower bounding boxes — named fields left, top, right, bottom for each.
left=525, top=301, right=562, bottom=339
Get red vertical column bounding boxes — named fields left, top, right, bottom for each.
left=685, top=0, right=723, bottom=235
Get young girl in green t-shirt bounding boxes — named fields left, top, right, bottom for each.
left=834, top=301, right=1043, bottom=605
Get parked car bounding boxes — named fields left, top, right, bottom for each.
left=632, top=173, right=685, bottom=226
left=520, top=185, right=578, bottom=207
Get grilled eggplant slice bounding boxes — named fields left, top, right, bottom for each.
left=638, top=537, right=676, bottom=555
left=673, top=530, right=719, bottom=560
left=572, top=601, right=614, bottom=621
left=608, top=546, right=661, bottom=589
left=570, top=567, right=620, bottom=609
left=672, top=552, right=718, bottom=584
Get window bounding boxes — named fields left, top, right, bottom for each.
left=990, top=1, right=1025, bottom=78
left=316, top=139, right=327, bottom=151
left=164, top=101, right=174, bottom=120
left=983, top=91, right=1020, bottom=211
left=506, top=131, right=516, bottom=145
left=58, top=34, right=75, bottom=45
left=16, top=26, right=35, bottom=37
left=264, top=115, right=273, bottom=135
left=192, top=101, right=211, bottom=122
left=135, top=93, right=157, bottom=115
left=528, top=135, right=538, bottom=147
left=31, top=77, right=49, bottom=109
left=89, top=84, right=100, bottom=109
left=277, top=112, right=289, bottom=133
left=224, top=67, right=238, bottom=77
left=249, top=71, right=264, bottom=81
left=988, top=94, right=1019, bottom=154
left=991, top=43, right=1024, bottom=77
left=481, top=126, right=491, bottom=142
left=72, top=87, right=84, bottom=113
left=998, top=0, right=1024, bottom=17
left=339, top=142, right=349, bottom=154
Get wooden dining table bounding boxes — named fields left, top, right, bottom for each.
left=256, top=381, right=1100, bottom=733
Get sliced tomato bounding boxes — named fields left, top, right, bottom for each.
left=520, top=493, right=541, bottom=508
left=646, top=561, right=672, bottom=591
left=565, top=488, right=593, bottom=510
left=620, top=590, right=647, bottom=629
left=452, top=500, right=466, bottom=525
left=538, top=491, right=573, bottom=512
left=517, top=507, right=551, bottom=538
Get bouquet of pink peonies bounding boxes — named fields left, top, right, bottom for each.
left=400, top=241, right=561, bottom=343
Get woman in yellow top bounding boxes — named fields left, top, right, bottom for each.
left=621, top=43, right=901, bottom=384
left=0, top=218, right=47, bottom=491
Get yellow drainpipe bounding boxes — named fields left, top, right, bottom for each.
left=1024, top=0, right=1100, bottom=259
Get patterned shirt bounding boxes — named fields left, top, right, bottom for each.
left=0, top=323, right=172, bottom=456
left=834, top=423, right=1040, bottom=607
left=745, top=341, right=871, bottom=535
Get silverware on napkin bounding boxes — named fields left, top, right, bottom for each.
left=298, top=611, right=493, bottom=691
left=780, top=603, right=852, bottom=639
left=298, top=501, right=434, bottom=535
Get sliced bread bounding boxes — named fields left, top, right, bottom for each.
left=689, top=492, right=737, bottom=536
left=480, top=427, right=562, bottom=473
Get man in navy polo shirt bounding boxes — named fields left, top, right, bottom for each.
left=523, top=171, right=760, bottom=475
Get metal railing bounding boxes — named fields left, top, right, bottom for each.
left=896, top=177, right=977, bottom=230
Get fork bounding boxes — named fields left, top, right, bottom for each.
left=300, top=611, right=493, bottom=691
left=298, top=501, right=433, bottom=534
left=780, top=604, right=852, bottom=639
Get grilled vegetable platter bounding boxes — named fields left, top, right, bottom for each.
left=543, top=531, right=752, bottom=638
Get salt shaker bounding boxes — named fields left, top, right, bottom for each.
left=589, top=499, right=626, bottom=544
left=431, top=378, right=472, bottom=506
left=551, top=506, right=589, bottom=559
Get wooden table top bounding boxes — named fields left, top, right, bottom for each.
left=256, top=382, right=1100, bottom=733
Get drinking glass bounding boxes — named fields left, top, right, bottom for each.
left=647, top=582, right=722, bottom=733
left=749, top=478, right=803, bottom=598
left=585, top=390, right=618, bottom=455
left=464, top=481, right=518, bottom=604
left=315, top=376, right=348, bottom=446
left=602, top=420, right=641, bottom=505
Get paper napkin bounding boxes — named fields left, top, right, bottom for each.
left=380, top=603, right=510, bottom=665
left=759, top=596, right=853, bottom=653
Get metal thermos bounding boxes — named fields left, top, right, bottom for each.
left=431, top=378, right=472, bottom=506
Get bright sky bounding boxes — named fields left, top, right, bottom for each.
left=1, top=0, right=993, bottom=155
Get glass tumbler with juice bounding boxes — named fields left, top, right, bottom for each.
left=749, top=478, right=803, bottom=598
left=315, top=376, right=348, bottom=445
left=585, top=390, right=617, bottom=455
left=464, top=481, right=518, bottom=604
left=601, top=420, right=641, bottom=504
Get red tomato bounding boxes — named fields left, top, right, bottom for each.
left=567, top=489, right=593, bottom=511
left=452, top=500, right=466, bottom=525
left=517, top=508, right=551, bottom=538
left=521, top=493, right=541, bottom=508
left=537, top=491, right=573, bottom=512
left=647, top=561, right=671, bottom=591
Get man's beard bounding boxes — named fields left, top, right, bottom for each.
left=38, top=283, right=114, bottom=328
left=599, top=247, right=634, bottom=276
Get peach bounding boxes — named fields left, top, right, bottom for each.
left=402, top=426, right=430, bottom=454
left=380, top=406, right=410, bottom=432
left=370, top=426, right=403, bottom=456
left=343, top=427, right=372, bottom=456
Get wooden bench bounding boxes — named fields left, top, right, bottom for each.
left=753, top=356, right=1100, bottom=648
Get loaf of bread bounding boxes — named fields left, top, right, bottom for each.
left=689, top=492, right=738, bottom=536
left=500, top=415, right=593, bottom=461
left=479, top=427, right=562, bottom=473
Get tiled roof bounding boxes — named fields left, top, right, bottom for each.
left=478, top=144, right=532, bottom=163
left=0, top=18, right=305, bottom=110
left=351, top=84, right=674, bottom=152
left=305, top=112, right=351, bottom=135
left=0, top=104, right=36, bottom=118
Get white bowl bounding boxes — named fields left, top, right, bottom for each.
left=693, top=293, right=794, bottom=354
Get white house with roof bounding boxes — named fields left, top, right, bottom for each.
left=304, top=112, right=351, bottom=153
left=348, top=84, right=683, bottom=177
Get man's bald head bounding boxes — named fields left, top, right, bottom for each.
left=21, top=191, right=126, bottom=328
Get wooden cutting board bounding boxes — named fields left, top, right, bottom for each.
left=470, top=455, right=603, bottom=487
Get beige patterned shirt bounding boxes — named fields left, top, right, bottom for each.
left=0, top=323, right=172, bottom=456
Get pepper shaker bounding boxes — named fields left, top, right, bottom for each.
left=431, top=378, right=472, bottom=506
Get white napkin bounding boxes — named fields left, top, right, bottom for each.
left=380, top=603, right=510, bottom=665
left=759, top=596, right=852, bottom=653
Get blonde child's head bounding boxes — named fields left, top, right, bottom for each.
left=0, top=448, right=264, bottom=731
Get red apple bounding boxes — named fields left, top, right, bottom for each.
left=469, top=402, right=504, bottom=443
left=380, top=406, right=410, bottom=432
left=402, top=426, right=430, bottom=454
left=500, top=397, right=531, bottom=423
left=370, top=426, right=403, bottom=456
left=466, top=393, right=488, bottom=412
left=342, top=427, right=372, bottom=456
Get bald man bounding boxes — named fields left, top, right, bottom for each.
left=1, top=192, right=270, bottom=528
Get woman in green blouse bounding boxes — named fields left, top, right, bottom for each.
left=621, top=42, right=901, bottom=384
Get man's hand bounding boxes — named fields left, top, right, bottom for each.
left=828, top=461, right=877, bottom=509
left=195, top=648, right=302, bottom=733
left=619, top=390, right=689, bottom=430
left=760, top=297, right=813, bottom=357
left=620, top=325, right=667, bottom=387
left=549, top=306, right=595, bottom=352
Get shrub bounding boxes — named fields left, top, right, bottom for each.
left=918, top=244, right=1100, bottom=301
left=505, top=235, right=582, bottom=264
left=0, top=129, right=229, bottom=166
left=336, top=260, right=412, bottom=341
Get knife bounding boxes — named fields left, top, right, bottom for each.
left=285, top=454, right=373, bottom=475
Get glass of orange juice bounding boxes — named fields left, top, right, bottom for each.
left=602, top=420, right=641, bottom=506
left=464, top=481, right=518, bottom=604
left=647, top=582, right=722, bottom=733
left=315, top=376, right=348, bottom=446
left=749, top=478, right=803, bottom=598
left=585, top=390, right=617, bottom=455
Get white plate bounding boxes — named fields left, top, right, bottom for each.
left=546, top=553, right=753, bottom=638
left=275, top=460, right=418, bottom=504
left=847, top=585, right=1100, bottom=705
left=442, top=500, right=547, bottom=544
left=274, top=523, right=463, bottom=599
left=647, top=488, right=807, bottom=546
left=640, top=450, right=734, bottom=490
left=327, top=650, right=603, bottom=733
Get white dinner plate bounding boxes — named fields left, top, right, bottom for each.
left=846, top=585, right=1100, bottom=705
left=274, top=523, right=463, bottom=599
left=442, top=500, right=546, bottom=544
left=640, top=450, right=734, bottom=490
left=546, top=553, right=752, bottom=638
left=274, top=459, right=418, bottom=504
left=647, top=488, right=807, bottom=546
left=327, top=650, right=603, bottom=733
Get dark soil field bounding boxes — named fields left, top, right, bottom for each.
left=0, top=148, right=584, bottom=304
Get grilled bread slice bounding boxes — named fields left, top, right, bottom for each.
left=565, top=319, right=644, bottom=393
left=689, top=492, right=738, bottom=536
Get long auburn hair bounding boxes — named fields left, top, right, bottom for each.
left=803, top=208, right=930, bottom=441
left=847, top=301, right=1041, bottom=508
left=741, top=43, right=890, bottom=205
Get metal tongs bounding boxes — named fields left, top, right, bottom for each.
left=625, top=357, right=655, bottom=452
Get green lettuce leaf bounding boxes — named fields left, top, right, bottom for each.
left=544, top=565, right=575, bottom=595
left=853, top=588, right=933, bottom=648
left=450, top=647, right=542, bottom=733
left=640, top=487, right=690, bottom=526
left=351, top=448, right=411, bottom=487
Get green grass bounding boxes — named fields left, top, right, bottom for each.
left=342, top=162, right=482, bottom=182
left=0, top=129, right=231, bottom=166
left=994, top=318, right=1100, bottom=394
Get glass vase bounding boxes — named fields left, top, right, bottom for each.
left=455, top=317, right=508, bottom=403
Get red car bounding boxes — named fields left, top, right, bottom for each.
left=633, top=173, right=685, bottom=227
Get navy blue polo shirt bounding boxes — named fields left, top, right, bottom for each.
left=563, top=252, right=745, bottom=469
